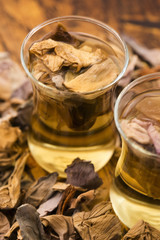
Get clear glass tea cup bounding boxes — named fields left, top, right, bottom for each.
left=110, top=72, right=160, bottom=230
left=21, top=16, right=128, bottom=177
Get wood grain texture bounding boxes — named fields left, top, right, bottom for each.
left=0, top=0, right=160, bottom=62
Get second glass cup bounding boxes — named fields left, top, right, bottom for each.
left=21, top=16, right=128, bottom=177
left=110, top=72, right=160, bottom=230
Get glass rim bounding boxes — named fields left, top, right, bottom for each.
left=20, top=15, right=129, bottom=95
left=114, top=72, right=160, bottom=157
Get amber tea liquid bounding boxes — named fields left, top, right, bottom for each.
left=28, top=33, right=119, bottom=177
left=110, top=90, right=160, bottom=229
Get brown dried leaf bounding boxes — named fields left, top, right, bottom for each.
left=122, top=220, right=160, bottom=239
left=30, top=39, right=58, bottom=56
left=123, top=35, right=160, bottom=66
left=56, top=185, right=76, bottom=215
left=0, top=150, right=29, bottom=209
left=148, top=124, right=160, bottom=154
left=41, top=214, right=75, bottom=240
left=0, top=102, right=10, bottom=113
left=65, top=158, right=103, bottom=190
left=4, top=221, right=19, bottom=240
left=0, top=107, right=18, bottom=123
left=37, top=192, right=62, bottom=217
left=41, top=54, right=64, bottom=72
left=52, top=182, right=70, bottom=191
left=16, top=204, right=46, bottom=240
left=70, top=190, right=95, bottom=209
left=55, top=42, right=105, bottom=71
left=64, top=58, right=119, bottom=92
left=0, top=52, right=28, bottom=100
left=30, top=58, right=50, bottom=80
left=0, top=169, right=13, bottom=187
left=0, top=121, right=21, bottom=150
left=51, top=74, right=65, bottom=89
left=11, top=79, right=32, bottom=100
left=50, top=23, right=81, bottom=47
left=133, top=65, right=160, bottom=79
left=30, top=37, right=105, bottom=74
left=0, top=152, right=19, bottom=169
left=136, top=96, right=160, bottom=122
left=10, top=100, right=33, bottom=130
left=0, top=212, right=10, bottom=240
left=73, top=201, right=121, bottom=240
left=120, top=119, right=151, bottom=144
left=118, top=55, right=138, bottom=88
left=24, top=172, right=58, bottom=207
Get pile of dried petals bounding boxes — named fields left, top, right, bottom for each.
left=0, top=37, right=160, bottom=239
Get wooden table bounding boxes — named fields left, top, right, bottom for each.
left=0, top=0, right=160, bottom=63
left=0, top=0, right=160, bottom=201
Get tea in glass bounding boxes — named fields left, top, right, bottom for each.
left=110, top=73, right=160, bottom=230
left=21, top=16, right=128, bottom=177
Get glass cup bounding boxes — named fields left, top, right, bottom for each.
left=21, top=16, right=128, bottom=177
left=110, top=73, right=160, bottom=230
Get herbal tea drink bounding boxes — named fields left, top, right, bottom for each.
left=21, top=16, right=128, bottom=177
left=110, top=73, right=160, bottom=230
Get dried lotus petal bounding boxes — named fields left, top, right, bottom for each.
left=29, top=39, right=57, bottom=56
left=55, top=42, right=105, bottom=71
left=41, top=54, right=64, bottom=72
left=64, top=58, right=119, bottom=93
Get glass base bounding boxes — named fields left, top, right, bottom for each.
left=28, top=135, right=115, bottom=178
left=110, top=178, right=160, bottom=230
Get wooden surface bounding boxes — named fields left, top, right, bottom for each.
left=0, top=0, right=160, bottom=63
left=0, top=0, right=160, bottom=200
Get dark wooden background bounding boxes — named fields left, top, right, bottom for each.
left=0, top=0, right=160, bottom=63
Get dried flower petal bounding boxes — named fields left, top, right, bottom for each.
left=73, top=201, right=121, bottom=240
left=0, top=53, right=28, bottom=101
left=0, top=121, right=21, bottom=150
left=0, top=212, right=10, bottom=240
left=11, top=79, right=32, bottom=100
left=55, top=42, right=105, bottom=71
left=64, top=58, right=119, bottom=92
left=41, top=54, right=64, bottom=72
left=56, top=185, right=77, bottom=215
left=65, top=158, right=103, bottom=190
left=4, top=221, right=19, bottom=239
left=136, top=96, right=160, bottom=122
left=123, top=35, right=160, bottom=66
left=0, top=152, right=19, bottom=169
left=122, top=220, right=160, bottom=239
left=50, top=23, right=81, bottom=47
left=0, top=150, right=29, bottom=209
left=10, top=100, right=33, bottom=130
left=120, top=119, right=151, bottom=144
left=41, top=214, right=75, bottom=240
left=70, top=190, right=95, bottom=209
left=25, top=172, right=58, bottom=207
left=147, top=124, right=160, bottom=154
left=30, top=39, right=58, bottom=56
left=31, top=59, right=50, bottom=80
left=37, top=192, right=62, bottom=217
left=118, top=55, right=138, bottom=88
left=16, top=204, right=46, bottom=240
